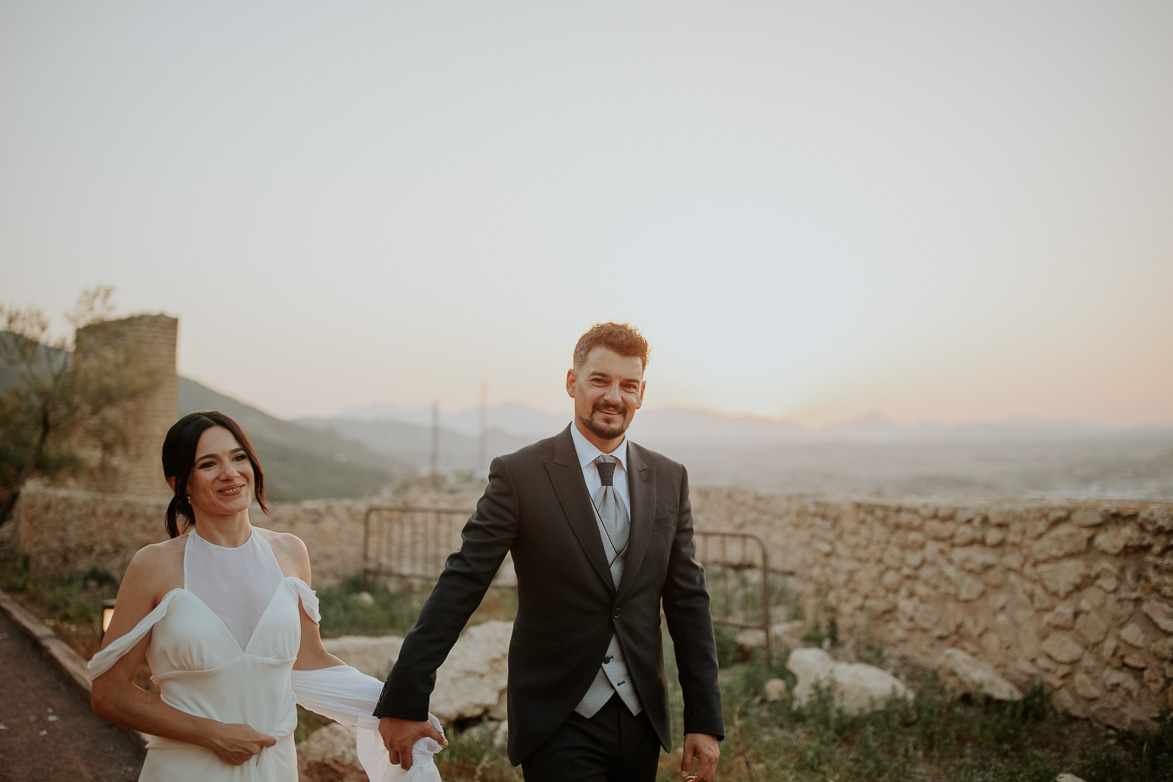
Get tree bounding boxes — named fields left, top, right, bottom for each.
left=0, top=288, right=162, bottom=526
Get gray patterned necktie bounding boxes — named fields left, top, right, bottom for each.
left=593, top=454, right=630, bottom=564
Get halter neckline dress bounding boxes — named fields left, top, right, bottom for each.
left=89, top=528, right=443, bottom=782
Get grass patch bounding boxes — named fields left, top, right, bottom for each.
left=0, top=549, right=118, bottom=661
left=315, top=572, right=517, bottom=639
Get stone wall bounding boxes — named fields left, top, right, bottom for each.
left=690, top=488, right=1173, bottom=732
left=13, top=487, right=389, bottom=590
left=12, top=484, right=1173, bottom=732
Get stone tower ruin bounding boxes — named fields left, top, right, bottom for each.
left=72, top=314, right=178, bottom=497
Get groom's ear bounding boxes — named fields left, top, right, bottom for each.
left=566, top=368, right=577, bottom=398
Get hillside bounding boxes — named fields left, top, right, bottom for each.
left=179, top=378, right=410, bottom=501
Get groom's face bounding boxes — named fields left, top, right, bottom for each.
left=567, top=346, right=645, bottom=452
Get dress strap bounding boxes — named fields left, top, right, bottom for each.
left=291, top=577, right=321, bottom=624
left=88, top=589, right=184, bottom=680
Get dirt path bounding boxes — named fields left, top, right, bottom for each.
left=0, top=594, right=144, bottom=782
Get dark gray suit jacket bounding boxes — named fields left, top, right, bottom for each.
left=374, top=425, right=724, bottom=765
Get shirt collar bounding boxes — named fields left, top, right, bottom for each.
left=569, top=421, right=628, bottom=473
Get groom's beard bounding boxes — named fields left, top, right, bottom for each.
left=584, top=402, right=630, bottom=442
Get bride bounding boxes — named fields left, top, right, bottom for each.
left=90, top=411, right=446, bottom=781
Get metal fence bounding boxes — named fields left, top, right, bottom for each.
left=362, top=505, right=471, bottom=583
left=693, top=530, right=774, bottom=664
left=362, top=507, right=776, bottom=663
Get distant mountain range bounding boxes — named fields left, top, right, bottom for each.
left=321, top=400, right=1173, bottom=500
left=178, top=377, right=413, bottom=501
left=5, top=331, right=1170, bottom=500
left=333, top=400, right=1170, bottom=447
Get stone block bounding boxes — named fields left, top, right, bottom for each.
left=1073, top=672, right=1104, bottom=700
left=1032, top=527, right=1093, bottom=561
left=1036, top=561, right=1088, bottom=599
left=1045, top=603, right=1075, bottom=630
left=881, top=569, right=902, bottom=591
left=1144, top=667, right=1168, bottom=696
left=937, top=648, right=1022, bottom=701
left=953, top=525, right=976, bottom=546
left=979, top=631, right=1004, bottom=659
left=959, top=576, right=985, bottom=602
left=1079, top=587, right=1107, bottom=612
left=1143, top=599, right=1173, bottom=633
left=984, top=527, right=1008, bottom=546
left=1071, top=508, right=1104, bottom=528
left=915, top=603, right=941, bottom=631
left=1123, top=653, right=1148, bottom=669
left=1017, top=618, right=1042, bottom=661
left=925, top=520, right=954, bottom=541
left=1151, top=637, right=1173, bottom=662
left=1032, top=583, right=1059, bottom=611
left=1102, top=667, right=1141, bottom=697
left=1139, top=507, right=1173, bottom=534
left=1052, top=686, right=1087, bottom=718
left=954, top=546, right=1001, bottom=574
left=1120, top=622, right=1147, bottom=649
left=1041, top=633, right=1084, bottom=665
left=1093, top=525, right=1147, bottom=556
left=1075, top=613, right=1109, bottom=645
left=896, top=510, right=924, bottom=530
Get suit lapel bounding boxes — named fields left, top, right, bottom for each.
left=617, top=441, right=655, bottom=600
left=544, top=426, right=614, bottom=589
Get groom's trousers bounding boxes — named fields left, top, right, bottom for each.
left=521, top=694, right=661, bottom=782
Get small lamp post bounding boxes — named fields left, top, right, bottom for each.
left=101, top=598, right=116, bottom=638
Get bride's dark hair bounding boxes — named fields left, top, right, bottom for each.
left=162, top=411, right=268, bottom=538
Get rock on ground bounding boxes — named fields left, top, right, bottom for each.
left=431, top=620, right=512, bottom=722
left=937, top=647, right=1023, bottom=701
left=787, top=647, right=913, bottom=713
left=322, top=635, right=405, bottom=680
left=298, top=723, right=365, bottom=782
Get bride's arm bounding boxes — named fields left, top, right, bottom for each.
left=265, top=530, right=347, bottom=670
left=91, top=545, right=277, bottom=765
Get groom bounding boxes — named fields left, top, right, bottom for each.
left=376, top=322, right=723, bottom=782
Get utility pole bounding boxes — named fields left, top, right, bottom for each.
left=431, top=399, right=439, bottom=477
left=479, top=382, right=487, bottom=473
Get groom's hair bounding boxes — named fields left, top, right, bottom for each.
left=573, top=322, right=650, bottom=371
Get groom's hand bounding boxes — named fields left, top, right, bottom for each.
left=378, top=716, right=446, bottom=770
left=681, top=732, right=720, bottom=781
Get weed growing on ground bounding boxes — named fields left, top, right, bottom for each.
left=0, top=554, right=118, bottom=659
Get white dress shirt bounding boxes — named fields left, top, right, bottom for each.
left=568, top=421, right=631, bottom=511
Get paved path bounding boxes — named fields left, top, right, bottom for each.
left=0, top=592, right=145, bottom=782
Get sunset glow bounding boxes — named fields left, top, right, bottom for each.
left=3, top=2, right=1171, bottom=429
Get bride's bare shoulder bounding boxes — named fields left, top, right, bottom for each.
left=122, top=535, right=186, bottom=593
left=254, top=527, right=311, bottom=580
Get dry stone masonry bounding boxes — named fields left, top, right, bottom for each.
left=691, top=489, right=1173, bottom=732
left=11, top=483, right=1171, bottom=733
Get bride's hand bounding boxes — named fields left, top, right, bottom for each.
left=204, top=722, right=277, bottom=765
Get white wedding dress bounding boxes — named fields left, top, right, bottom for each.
left=89, top=528, right=442, bottom=782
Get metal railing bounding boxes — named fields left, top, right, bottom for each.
left=362, top=505, right=471, bottom=583
left=363, top=507, right=776, bottom=663
left=694, top=530, right=774, bottom=665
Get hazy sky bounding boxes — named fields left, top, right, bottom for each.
left=3, top=1, right=1171, bottom=427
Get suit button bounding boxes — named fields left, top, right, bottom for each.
left=613, top=608, right=622, bottom=618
